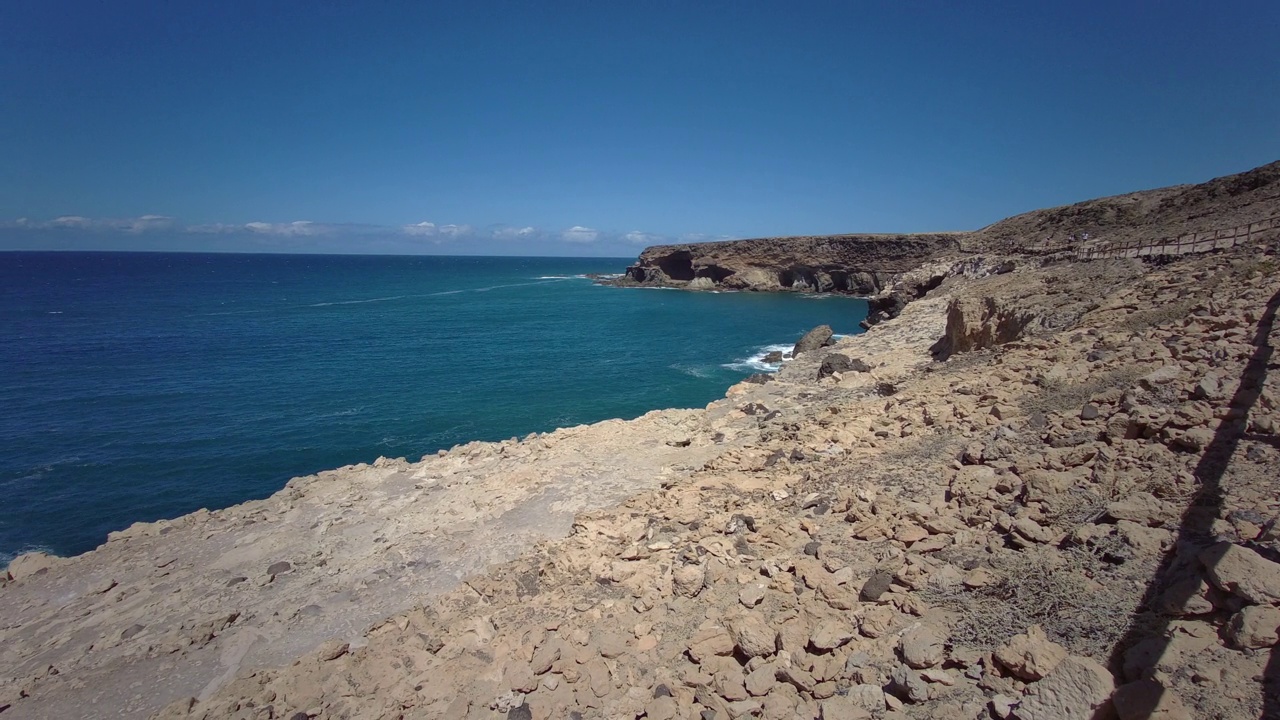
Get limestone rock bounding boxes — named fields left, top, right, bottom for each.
left=727, top=613, right=777, bottom=658
left=687, top=629, right=734, bottom=662
left=1013, top=656, right=1115, bottom=720
left=991, top=694, right=1018, bottom=719
left=845, top=684, right=886, bottom=712
left=819, top=694, right=873, bottom=719
left=1138, top=365, right=1182, bottom=390
left=932, top=296, right=1038, bottom=359
left=809, top=619, right=855, bottom=651
left=316, top=640, right=349, bottom=661
left=644, top=696, right=678, bottom=720
left=1200, top=541, right=1280, bottom=604
left=504, top=661, right=539, bottom=694
left=1226, top=604, right=1280, bottom=649
left=530, top=642, right=560, bottom=675
left=887, top=664, right=929, bottom=703
left=725, top=698, right=762, bottom=718
left=1191, top=375, right=1221, bottom=400
left=1011, top=516, right=1054, bottom=545
left=5, top=551, right=63, bottom=581
left=739, top=584, right=767, bottom=608
left=745, top=664, right=776, bottom=696
left=673, top=564, right=706, bottom=598
left=994, top=625, right=1068, bottom=681
left=715, top=666, right=749, bottom=702
left=858, top=605, right=895, bottom=638
left=899, top=624, right=945, bottom=669
left=1106, top=492, right=1170, bottom=526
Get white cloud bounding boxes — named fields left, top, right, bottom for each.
left=120, top=215, right=174, bottom=233
left=561, top=225, right=599, bottom=243
left=402, top=221, right=437, bottom=236
left=20, top=215, right=176, bottom=233
left=491, top=225, right=538, bottom=240
left=186, top=223, right=237, bottom=234
left=245, top=220, right=332, bottom=236
left=438, top=224, right=473, bottom=238
left=3, top=214, right=721, bottom=254
left=51, top=216, right=93, bottom=228
left=623, top=230, right=665, bottom=245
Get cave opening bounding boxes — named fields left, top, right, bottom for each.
left=655, top=251, right=695, bottom=281
left=695, top=265, right=735, bottom=283
left=790, top=267, right=819, bottom=289
left=913, top=274, right=944, bottom=298
left=828, top=271, right=851, bottom=292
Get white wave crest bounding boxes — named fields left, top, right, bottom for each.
left=721, top=343, right=793, bottom=373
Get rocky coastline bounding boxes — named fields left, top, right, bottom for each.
left=606, top=234, right=962, bottom=295
left=3, top=161, right=1280, bottom=719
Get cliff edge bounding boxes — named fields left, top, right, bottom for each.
left=3, top=160, right=1280, bottom=720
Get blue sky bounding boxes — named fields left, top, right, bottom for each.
left=3, top=1, right=1278, bottom=256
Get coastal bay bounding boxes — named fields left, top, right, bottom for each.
left=0, top=254, right=867, bottom=561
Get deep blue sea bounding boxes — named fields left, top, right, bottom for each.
left=0, top=252, right=866, bottom=561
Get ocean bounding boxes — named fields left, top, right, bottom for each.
left=0, top=252, right=866, bottom=561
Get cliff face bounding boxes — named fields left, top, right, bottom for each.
left=968, top=159, right=1280, bottom=253
left=614, top=233, right=963, bottom=294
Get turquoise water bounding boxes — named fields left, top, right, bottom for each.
left=0, top=252, right=866, bottom=560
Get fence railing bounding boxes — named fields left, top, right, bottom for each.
left=1067, top=217, right=1280, bottom=260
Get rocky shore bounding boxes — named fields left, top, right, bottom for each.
left=3, top=161, right=1280, bottom=719
left=609, top=234, right=961, bottom=294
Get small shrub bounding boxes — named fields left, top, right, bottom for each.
left=923, top=544, right=1150, bottom=659
left=1019, top=366, right=1142, bottom=418
left=1115, top=299, right=1198, bottom=335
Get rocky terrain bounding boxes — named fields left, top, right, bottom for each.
left=967, top=160, right=1280, bottom=254
left=611, top=234, right=961, bottom=294
left=611, top=160, right=1280, bottom=298
left=3, top=161, right=1280, bottom=720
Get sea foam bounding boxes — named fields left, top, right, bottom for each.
left=722, top=343, right=794, bottom=373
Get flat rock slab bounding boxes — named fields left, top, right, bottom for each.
left=0, top=409, right=726, bottom=719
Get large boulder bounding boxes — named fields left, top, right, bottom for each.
left=994, top=625, right=1067, bottom=681
left=899, top=624, right=946, bottom=669
left=818, top=353, right=872, bottom=379
left=1013, top=656, right=1115, bottom=720
left=793, top=325, right=834, bottom=357
left=726, top=613, right=778, bottom=658
left=930, top=297, right=1039, bottom=360
left=1200, top=542, right=1280, bottom=604
left=5, top=551, right=63, bottom=582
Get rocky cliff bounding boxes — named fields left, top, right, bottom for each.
left=612, top=161, right=1280, bottom=299
left=612, top=234, right=963, bottom=294
left=4, top=160, right=1280, bottom=720
left=967, top=159, right=1280, bottom=253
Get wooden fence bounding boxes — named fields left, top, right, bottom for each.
left=1070, top=217, right=1280, bottom=261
